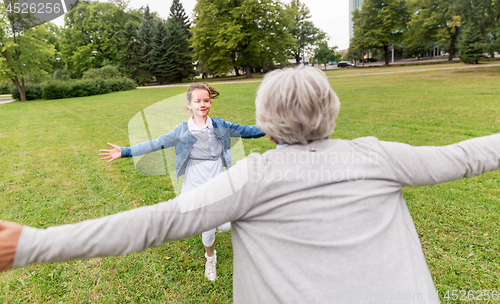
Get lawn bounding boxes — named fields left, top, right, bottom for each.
left=1, top=64, right=500, bottom=303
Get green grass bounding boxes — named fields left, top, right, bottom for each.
left=1, top=65, right=500, bottom=303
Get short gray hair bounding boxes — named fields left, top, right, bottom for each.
left=255, top=67, right=340, bottom=144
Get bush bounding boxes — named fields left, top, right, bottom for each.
left=41, top=77, right=136, bottom=100
left=11, top=83, right=43, bottom=101
left=82, top=65, right=122, bottom=80
left=53, top=69, right=71, bottom=81
left=0, top=81, right=12, bottom=94
left=42, top=81, right=70, bottom=99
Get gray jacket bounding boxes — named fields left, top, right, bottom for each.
left=14, top=134, right=500, bottom=303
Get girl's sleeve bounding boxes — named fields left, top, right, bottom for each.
left=13, top=155, right=261, bottom=268
left=377, top=133, right=500, bottom=187
left=120, top=126, right=179, bottom=158
left=222, top=120, right=265, bottom=138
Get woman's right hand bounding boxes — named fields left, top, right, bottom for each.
left=98, top=143, right=122, bottom=163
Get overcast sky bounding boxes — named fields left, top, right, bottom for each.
left=52, top=0, right=350, bottom=50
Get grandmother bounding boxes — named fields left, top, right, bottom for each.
left=1, top=67, right=500, bottom=304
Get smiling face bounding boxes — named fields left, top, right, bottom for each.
left=187, top=89, right=212, bottom=120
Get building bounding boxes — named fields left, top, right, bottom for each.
left=349, top=0, right=363, bottom=40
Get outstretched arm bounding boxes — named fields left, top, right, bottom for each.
left=0, top=221, right=23, bottom=271
left=120, top=127, right=179, bottom=158
left=377, top=133, right=500, bottom=187
left=98, top=143, right=122, bottom=163
left=222, top=120, right=265, bottom=139
left=0, top=156, right=259, bottom=272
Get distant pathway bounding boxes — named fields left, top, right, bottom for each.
left=330, top=63, right=500, bottom=78
left=134, top=63, right=500, bottom=89
left=0, top=94, right=14, bottom=105
left=137, top=80, right=263, bottom=89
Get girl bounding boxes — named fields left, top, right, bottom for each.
left=98, top=83, right=265, bottom=281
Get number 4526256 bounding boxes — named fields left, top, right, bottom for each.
left=443, top=290, right=498, bottom=301
left=5, top=3, right=61, bottom=14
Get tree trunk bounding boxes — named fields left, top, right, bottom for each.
left=362, top=47, right=365, bottom=67
left=295, top=53, right=301, bottom=64
left=383, top=45, right=390, bottom=65
left=448, top=27, right=460, bottom=61
left=235, top=68, right=240, bottom=76
left=245, top=64, right=252, bottom=78
left=11, top=77, right=26, bottom=102
left=491, top=35, right=497, bottom=59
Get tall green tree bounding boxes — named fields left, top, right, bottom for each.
left=139, top=5, right=155, bottom=74
left=165, top=18, right=194, bottom=82
left=406, top=0, right=492, bottom=61
left=191, top=0, right=295, bottom=78
left=169, top=0, right=191, bottom=38
left=350, top=0, right=409, bottom=65
left=285, top=0, right=326, bottom=64
left=149, top=21, right=171, bottom=83
left=484, top=0, right=500, bottom=58
left=0, top=9, right=56, bottom=101
left=61, top=0, right=141, bottom=77
left=118, top=21, right=145, bottom=83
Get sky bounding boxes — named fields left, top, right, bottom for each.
left=52, top=0, right=350, bottom=50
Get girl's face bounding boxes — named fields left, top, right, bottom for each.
left=187, top=89, right=212, bottom=120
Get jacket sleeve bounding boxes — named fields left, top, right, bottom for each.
left=120, top=125, right=179, bottom=158
left=219, top=119, right=265, bottom=139
left=13, top=155, right=261, bottom=268
left=377, top=134, right=500, bottom=187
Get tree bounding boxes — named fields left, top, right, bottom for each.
left=169, top=0, right=191, bottom=38
left=484, top=0, right=500, bottom=58
left=139, top=5, right=155, bottom=74
left=165, top=18, right=194, bottom=82
left=118, top=21, right=145, bottom=83
left=406, top=0, right=493, bottom=61
left=350, top=0, right=409, bottom=65
left=149, top=21, right=171, bottom=83
left=61, top=0, right=141, bottom=77
left=0, top=7, right=56, bottom=101
left=285, top=0, right=326, bottom=64
left=314, top=41, right=338, bottom=70
left=458, top=25, right=485, bottom=64
left=191, top=0, right=295, bottom=78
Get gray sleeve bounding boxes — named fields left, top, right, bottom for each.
left=378, top=134, right=500, bottom=187
left=13, top=156, right=259, bottom=268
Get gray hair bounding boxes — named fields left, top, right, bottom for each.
left=255, top=67, right=340, bottom=144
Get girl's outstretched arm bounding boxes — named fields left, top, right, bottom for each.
left=217, top=118, right=265, bottom=138
left=98, top=143, right=122, bottom=163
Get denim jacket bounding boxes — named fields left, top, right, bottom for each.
left=121, top=117, right=265, bottom=179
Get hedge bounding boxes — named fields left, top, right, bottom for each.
left=0, top=81, right=13, bottom=94
left=11, top=84, right=43, bottom=101
left=11, top=77, right=136, bottom=101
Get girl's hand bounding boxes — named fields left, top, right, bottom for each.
left=98, top=143, right=122, bottom=163
left=0, top=220, right=23, bottom=272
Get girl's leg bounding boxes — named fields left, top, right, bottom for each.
left=202, top=229, right=217, bottom=281
left=202, top=228, right=216, bottom=257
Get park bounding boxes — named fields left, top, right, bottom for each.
left=1, top=62, right=500, bottom=302
left=1, top=0, right=500, bottom=302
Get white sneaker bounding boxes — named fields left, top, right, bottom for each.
left=205, top=260, right=217, bottom=281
